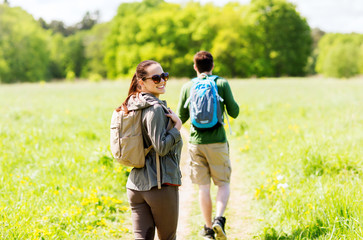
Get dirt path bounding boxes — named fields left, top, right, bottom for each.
left=226, top=169, right=257, bottom=238
left=176, top=127, right=197, bottom=240
left=226, top=145, right=258, bottom=239
left=176, top=129, right=258, bottom=239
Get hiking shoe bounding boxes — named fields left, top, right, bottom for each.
left=200, top=225, right=215, bottom=239
left=212, top=216, right=227, bottom=240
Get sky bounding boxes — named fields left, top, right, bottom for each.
left=8, top=0, right=363, bottom=33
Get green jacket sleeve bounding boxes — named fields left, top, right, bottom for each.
left=177, top=83, right=190, bottom=124
left=220, top=79, right=239, bottom=118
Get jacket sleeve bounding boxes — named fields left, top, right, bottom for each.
left=221, top=80, right=239, bottom=118
left=177, top=83, right=190, bottom=124
left=143, top=105, right=181, bottom=157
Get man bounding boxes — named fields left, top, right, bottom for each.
left=177, top=51, right=239, bottom=239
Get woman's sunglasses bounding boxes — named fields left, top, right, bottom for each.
left=142, top=72, right=169, bottom=84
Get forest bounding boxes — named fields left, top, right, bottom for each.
left=0, top=0, right=363, bottom=83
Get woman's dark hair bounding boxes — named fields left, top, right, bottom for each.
left=117, top=60, right=159, bottom=113
left=194, top=51, right=213, bottom=73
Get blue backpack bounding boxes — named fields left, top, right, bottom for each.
left=184, top=74, right=224, bottom=129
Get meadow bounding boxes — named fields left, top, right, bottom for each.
left=0, top=78, right=362, bottom=239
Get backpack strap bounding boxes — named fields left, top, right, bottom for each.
left=224, top=110, right=233, bottom=135
left=208, top=75, right=219, bottom=81
left=156, top=153, right=161, bottom=189
left=144, top=145, right=153, bottom=156
left=148, top=103, right=173, bottom=190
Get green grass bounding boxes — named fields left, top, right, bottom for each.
left=227, top=78, right=363, bottom=239
left=1, top=78, right=362, bottom=239
left=0, top=81, right=133, bottom=239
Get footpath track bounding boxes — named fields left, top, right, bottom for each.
left=176, top=127, right=197, bottom=239
left=177, top=128, right=257, bottom=239
left=226, top=146, right=258, bottom=239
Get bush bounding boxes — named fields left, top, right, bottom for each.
left=323, top=43, right=359, bottom=78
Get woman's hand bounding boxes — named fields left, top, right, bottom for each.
left=165, top=109, right=182, bottom=131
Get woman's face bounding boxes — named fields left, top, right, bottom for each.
left=139, top=64, right=167, bottom=98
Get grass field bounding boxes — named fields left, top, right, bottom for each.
left=0, top=78, right=362, bottom=239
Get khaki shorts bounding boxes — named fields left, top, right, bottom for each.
left=188, top=142, right=231, bottom=186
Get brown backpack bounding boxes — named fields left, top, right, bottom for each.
left=110, top=104, right=172, bottom=189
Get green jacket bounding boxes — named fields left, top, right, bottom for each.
left=126, top=93, right=183, bottom=191
left=177, top=76, right=239, bottom=144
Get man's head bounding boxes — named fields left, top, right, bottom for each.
left=193, top=51, right=214, bottom=74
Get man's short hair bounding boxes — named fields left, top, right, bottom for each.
left=194, top=51, right=213, bottom=73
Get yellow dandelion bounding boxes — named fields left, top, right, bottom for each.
left=97, top=206, right=103, bottom=211
left=112, top=198, right=123, bottom=204
left=53, top=190, right=59, bottom=195
left=81, top=199, right=89, bottom=206
left=254, top=188, right=260, bottom=199
left=97, top=218, right=107, bottom=226
left=120, top=206, right=129, bottom=211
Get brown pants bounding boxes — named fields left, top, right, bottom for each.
left=127, top=186, right=179, bottom=240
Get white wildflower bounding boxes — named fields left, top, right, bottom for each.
left=276, top=175, right=284, bottom=181
left=277, top=183, right=288, bottom=189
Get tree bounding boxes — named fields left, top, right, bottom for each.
left=77, top=11, right=99, bottom=31
left=64, top=34, right=86, bottom=78
left=0, top=4, right=50, bottom=82
left=243, top=0, right=312, bottom=77
left=305, top=28, right=325, bottom=74
left=316, top=33, right=363, bottom=78
left=82, top=23, right=110, bottom=78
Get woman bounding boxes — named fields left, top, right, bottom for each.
left=120, top=60, right=183, bottom=240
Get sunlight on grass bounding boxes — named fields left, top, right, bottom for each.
left=0, top=78, right=362, bottom=239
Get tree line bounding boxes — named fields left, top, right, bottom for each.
left=0, top=0, right=362, bottom=83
